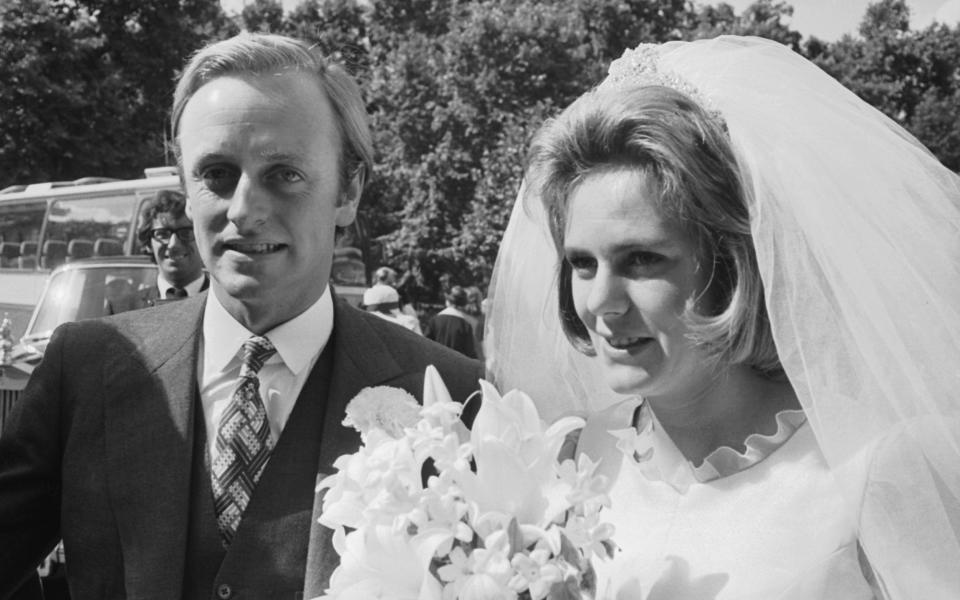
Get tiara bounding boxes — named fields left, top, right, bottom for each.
left=599, top=44, right=719, bottom=118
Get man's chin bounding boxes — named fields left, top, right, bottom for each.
left=213, top=274, right=264, bottom=298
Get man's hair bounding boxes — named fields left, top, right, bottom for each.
left=170, top=32, right=374, bottom=193
left=137, top=189, right=188, bottom=254
left=525, top=84, right=781, bottom=375
left=445, top=285, right=469, bottom=309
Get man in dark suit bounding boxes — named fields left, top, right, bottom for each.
left=135, top=189, right=209, bottom=306
left=0, top=33, right=482, bottom=600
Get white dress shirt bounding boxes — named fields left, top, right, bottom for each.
left=198, top=288, right=334, bottom=461
left=156, top=273, right=207, bottom=298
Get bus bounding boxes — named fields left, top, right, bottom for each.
left=0, top=167, right=371, bottom=344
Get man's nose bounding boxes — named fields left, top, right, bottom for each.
left=167, top=230, right=188, bottom=250
left=227, top=173, right=269, bottom=232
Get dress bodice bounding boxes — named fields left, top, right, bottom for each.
left=578, top=398, right=877, bottom=600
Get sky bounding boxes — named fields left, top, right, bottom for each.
left=725, top=0, right=960, bottom=40
left=219, top=0, right=960, bottom=42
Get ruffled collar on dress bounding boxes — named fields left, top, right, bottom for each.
left=579, top=397, right=807, bottom=493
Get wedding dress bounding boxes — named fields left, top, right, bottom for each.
left=578, top=399, right=875, bottom=599
left=487, top=36, right=960, bottom=599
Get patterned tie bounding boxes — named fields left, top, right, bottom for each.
left=211, top=336, right=277, bottom=545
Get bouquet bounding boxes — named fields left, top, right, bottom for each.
left=316, top=366, right=615, bottom=600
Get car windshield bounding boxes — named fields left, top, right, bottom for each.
left=25, top=266, right=156, bottom=342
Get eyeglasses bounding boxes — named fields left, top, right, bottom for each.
left=151, top=227, right=195, bottom=243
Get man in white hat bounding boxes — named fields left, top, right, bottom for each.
left=363, top=283, right=423, bottom=335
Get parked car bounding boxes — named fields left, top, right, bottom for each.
left=1, top=256, right=158, bottom=431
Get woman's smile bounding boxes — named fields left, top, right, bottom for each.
left=564, top=167, right=711, bottom=399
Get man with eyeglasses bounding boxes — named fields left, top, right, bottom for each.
left=136, top=189, right=208, bottom=305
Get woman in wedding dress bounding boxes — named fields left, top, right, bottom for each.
left=487, top=36, right=960, bottom=599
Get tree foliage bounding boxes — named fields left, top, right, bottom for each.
left=0, top=0, right=234, bottom=187
left=813, top=0, right=960, bottom=170
left=3, top=0, right=959, bottom=301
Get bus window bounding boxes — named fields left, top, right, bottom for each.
left=0, top=200, right=45, bottom=270
left=44, top=195, right=138, bottom=267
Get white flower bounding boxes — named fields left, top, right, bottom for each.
left=458, top=380, right=584, bottom=528
left=319, top=524, right=445, bottom=600
left=317, top=432, right=422, bottom=530
left=343, top=385, right=421, bottom=440
left=509, top=549, right=564, bottom=599
left=318, top=366, right=615, bottom=600
left=610, top=426, right=654, bottom=464
left=437, top=533, right=515, bottom=600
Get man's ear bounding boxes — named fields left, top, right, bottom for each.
left=335, top=166, right=364, bottom=227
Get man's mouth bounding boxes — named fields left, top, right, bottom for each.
left=222, top=241, right=284, bottom=255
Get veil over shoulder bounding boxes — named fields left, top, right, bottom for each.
left=486, top=36, right=960, bottom=598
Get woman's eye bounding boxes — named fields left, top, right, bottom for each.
left=566, top=255, right=596, bottom=275
left=200, top=166, right=238, bottom=195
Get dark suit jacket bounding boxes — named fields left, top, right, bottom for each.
left=0, top=292, right=482, bottom=600
left=135, top=273, right=210, bottom=309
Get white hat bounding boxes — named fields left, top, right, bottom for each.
left=363, top=284, right=399, bottom=307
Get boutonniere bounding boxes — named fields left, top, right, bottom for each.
left=342, top=385, right=422, bottom=442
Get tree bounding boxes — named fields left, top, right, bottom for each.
left=358, top=0, right=728, bottom=299
left=282, top=0, right=371, bottom=72
left=687, top=0, right=800, bottom=48
left=0, top=0, right=105, bottom=186
left=0, top=0, right=235, bottom=188
left=240, top=0, right=285, bottom=33
left=813, top=0, right=960, bottom=169
left=362, top=0, right=615, bottom=298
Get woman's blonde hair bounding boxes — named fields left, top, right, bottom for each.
left=526, top=84, right=781, bottom=375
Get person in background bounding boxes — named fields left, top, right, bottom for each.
left=136, top=189, right=208, bottom=305
left=464, top=286, right=485, bottom=361
left=373, top=265, right=397, bottom=286
left=424, top=285, right=478, bottom=359
left=0, top=32, right=482, bottom=600
left=373, top=265, right=418, bottom=319
left=362, top=283, right=422, bottom=334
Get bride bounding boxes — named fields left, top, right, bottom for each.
left=487, top=36, right=960, bottom=599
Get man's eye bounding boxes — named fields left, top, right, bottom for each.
left=200, top=166, right=238, bottom=194
left=628, top=252, right=665, bottom=268
left=268, top=168, right=304, bottom=184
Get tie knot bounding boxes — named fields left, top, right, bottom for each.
left=166, top=287, right=188, bottom=299
left=239, top=336, right=276, bottom=379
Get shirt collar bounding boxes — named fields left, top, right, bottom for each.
left=157, top=272, right=206, bottom=297
left=439, top=306, right=472, bottom=320
left=202, top=286, right=334, bottom=376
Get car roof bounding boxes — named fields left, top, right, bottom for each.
left=49, top=256, right=155, bottom=273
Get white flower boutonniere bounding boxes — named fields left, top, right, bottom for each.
left=342, top=385, right=421, bottom=442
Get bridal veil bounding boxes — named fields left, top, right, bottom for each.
left=486, top=36, right=960, bottom=598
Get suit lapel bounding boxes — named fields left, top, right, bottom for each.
left=302, top=298, right=408, bottom=597
left=103, top=296, right=204, bottom=598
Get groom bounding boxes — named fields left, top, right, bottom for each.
left=0, top=33, right=482, bottom=600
